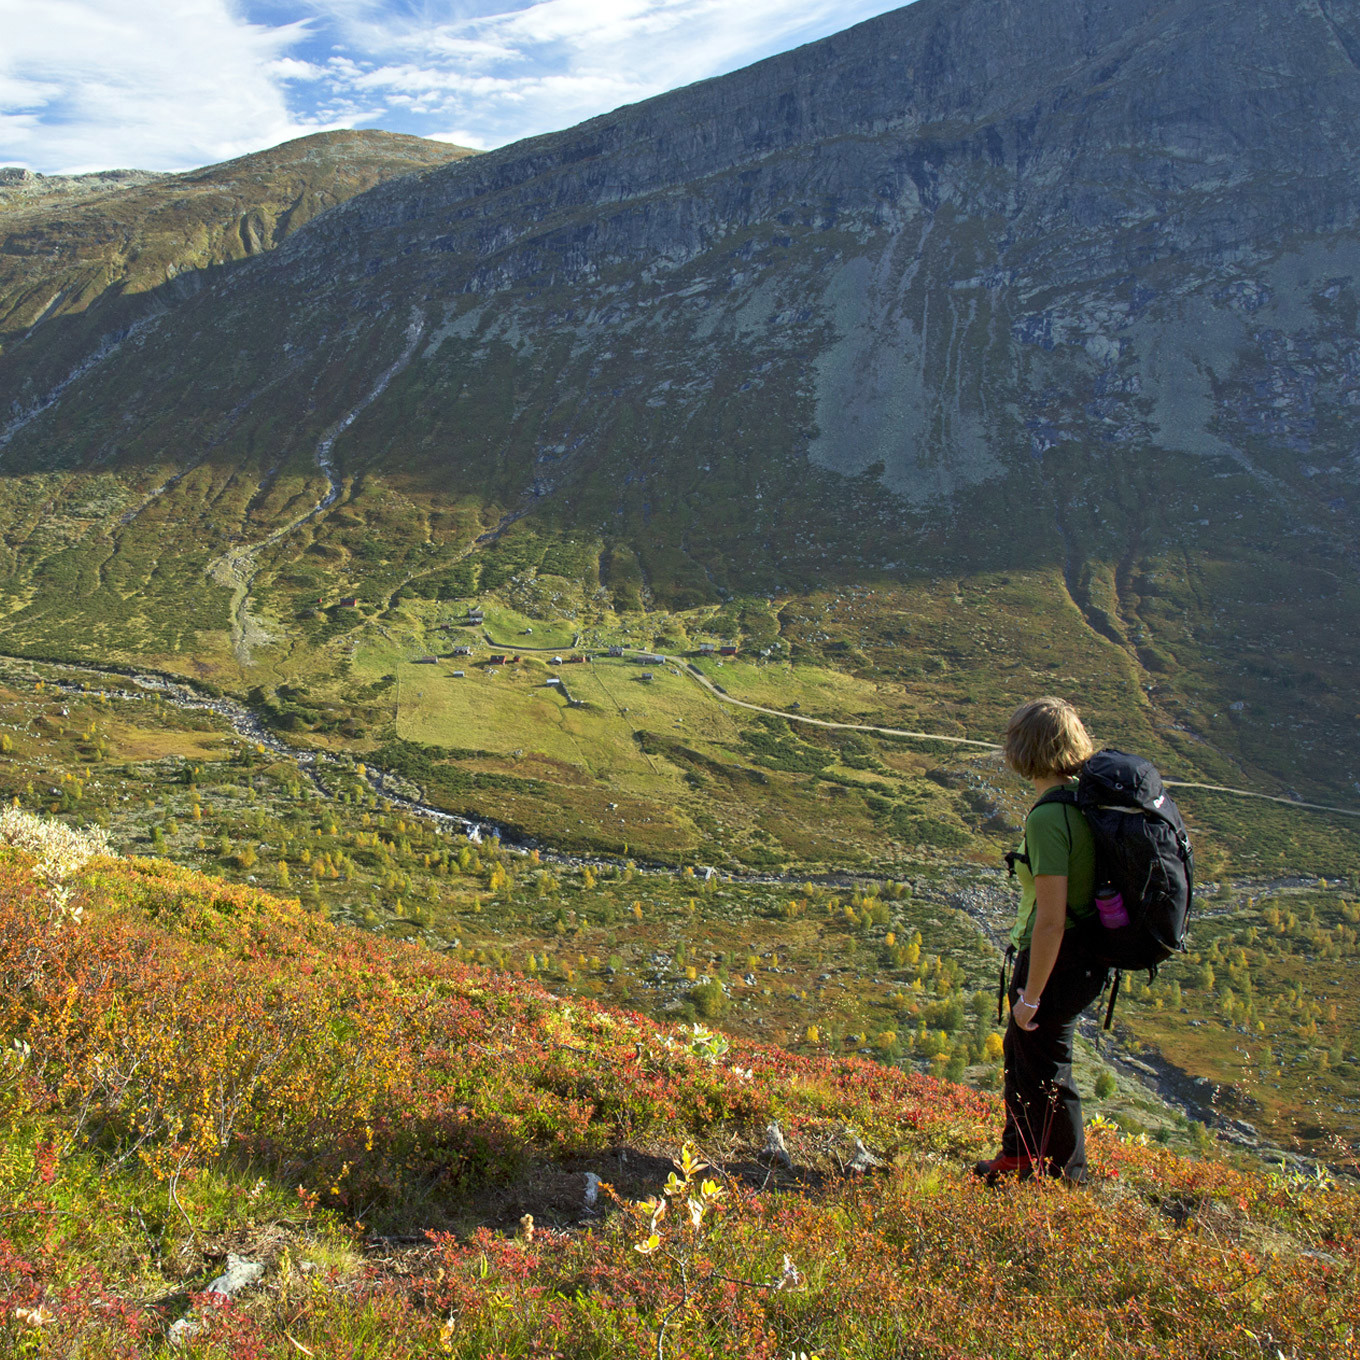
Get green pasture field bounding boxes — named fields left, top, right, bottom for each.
left=684, top=653, right=902, bottom=722
left=348, top=634, right=995, bottom=865
left=471, top=601, right=579, bottom=651
left=387, top=652, right=743, bottom=756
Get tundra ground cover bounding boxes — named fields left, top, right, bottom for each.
left=2, top=662, right=1360, bottom=1162
left=1, top=845, right=1358, bottom=1357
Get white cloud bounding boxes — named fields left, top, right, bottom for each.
left=0, top=0, right=333, bottom=172
left=269, top=56, right=331, bottom=79
left=2, top=0, right=910, bottom=172
left=428, top=127, right=494, bottom=149
left=312, top=0, right=905, bottom=148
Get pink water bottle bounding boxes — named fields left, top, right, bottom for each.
left=1095, top=882, right=1129, bottom=929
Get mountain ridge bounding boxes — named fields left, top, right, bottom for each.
left=0, top=0, right=1357, bottom=815
left=0, top=130, right=475, bottom=424
left=260, top=0, right=1360, bottom=291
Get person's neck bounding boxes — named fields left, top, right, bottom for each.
left=1030, top=773, right=1069, bottom=798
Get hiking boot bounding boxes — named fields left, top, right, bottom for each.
left=970, top=1152, right=1035, bottom=1185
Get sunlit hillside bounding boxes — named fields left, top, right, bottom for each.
left=4, top=0, right=1360, bottom=817
left=2, top=834, right=1356, bottom=1357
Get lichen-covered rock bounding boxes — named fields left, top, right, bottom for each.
left=168, top=1254, right=264, bottom=1346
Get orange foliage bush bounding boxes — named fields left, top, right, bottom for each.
left=0, top=853, right=990, bottom=1215
left=1, top=849, right=1357, bottom=1358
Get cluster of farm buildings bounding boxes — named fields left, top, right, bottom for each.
left=397, top=605, right=742, bottom=683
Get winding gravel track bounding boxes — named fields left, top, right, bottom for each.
left=664, top=651, right=1360, bottom=818
left=673, top=654, right=1000, bottom=750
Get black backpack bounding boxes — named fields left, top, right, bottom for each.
left=1044, top=749, right=1194, bottom=1025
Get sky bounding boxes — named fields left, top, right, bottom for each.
left=0, top=0, right=910, bottom=175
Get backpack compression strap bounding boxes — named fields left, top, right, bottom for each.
left=1103, top=971, right=1121, bottom=1031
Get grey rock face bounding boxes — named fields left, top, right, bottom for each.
left=58, top=0, right=1357, bottom=523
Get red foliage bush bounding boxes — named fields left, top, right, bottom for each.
left=3, top=852, right=1356, bottom=1358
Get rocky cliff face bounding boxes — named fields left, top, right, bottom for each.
left=1, top=0, right=1358, bottom=797
left=30, top=0, right=1359, bottom=508
left=254, top=0, right=1359, bottom=508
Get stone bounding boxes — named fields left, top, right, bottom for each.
left=758, top=1120, right=793, bottom=1170
left=169, top=1255, right=264, bottom=1346
left=845, top=1136, right=885, bottom=1175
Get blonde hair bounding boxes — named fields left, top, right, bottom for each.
left=1003, top=697, right=1094, bottom=780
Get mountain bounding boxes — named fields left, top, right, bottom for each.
left=0, top=131, right=475, bottom=428
left=1, top=0, right=1358, bottom=809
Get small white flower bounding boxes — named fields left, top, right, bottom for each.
left=13, top=1305, right=56, bottom=1328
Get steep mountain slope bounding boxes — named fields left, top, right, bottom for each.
left=1, top=0, right=1358, bottom=806
left=0, top=131, right=475, bottom=430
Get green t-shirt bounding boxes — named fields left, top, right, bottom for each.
left=1010, top=783, right=1098, bottom=949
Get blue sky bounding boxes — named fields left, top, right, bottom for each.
left=0, top=0, right=911, bottom=175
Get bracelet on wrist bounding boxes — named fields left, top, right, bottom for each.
left=1016, top=994, right=1040, bottom=1009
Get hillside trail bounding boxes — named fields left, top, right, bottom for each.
left=205, top=308, right=426, bottom=665
left=661, top=651, right=1360, bottom=819
left=479, top=630, right=580, bottom=654
left=671, top=653, right=998, bottom=749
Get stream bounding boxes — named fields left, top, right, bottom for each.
left=205, top=308, right=426, bottom=665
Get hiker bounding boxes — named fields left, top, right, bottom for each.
left=975, top=697, right=1108, bottom=1185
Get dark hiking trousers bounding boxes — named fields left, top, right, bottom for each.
left=1002, top=931, right=1108, bottom=1182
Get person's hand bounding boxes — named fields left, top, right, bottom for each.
left=1012, top=993, right=1040, bottom=1032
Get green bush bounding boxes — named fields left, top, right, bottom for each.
left=688, top=979, right=728, bottom=1018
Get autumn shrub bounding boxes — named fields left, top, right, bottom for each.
left=278, top=1140, right=1360, bottom=1360
left=2, top=841, right=1359, bottom=1359
left=0, top=853, right=992, bottom=1232
left=688, top=979, right=728, bottom=1019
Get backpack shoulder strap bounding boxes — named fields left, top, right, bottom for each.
left=1005, top=787, right=1077, bottom=877
left=1033, top=786, right=1078, bottom=849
